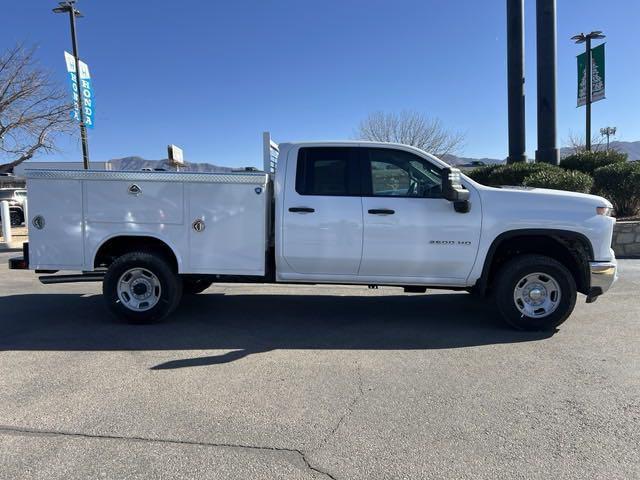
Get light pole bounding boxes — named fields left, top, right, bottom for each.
left=600, top=126, right=616, bottom=151
left=571, top=31, right=606, bottom=152
left=506, top=0, right=527, bottom=164
left=535, top=0, right=559, bottom=165
left=53, top=1, right=90, bottom=169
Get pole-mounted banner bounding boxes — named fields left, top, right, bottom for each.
left=64, top=51, right=95, bottom=129
left=577, top=43, right=605, bottom=107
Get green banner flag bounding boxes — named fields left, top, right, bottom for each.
left=577, top=43, right=605, bottom=107
left=591, top=43, right=605, bottom=102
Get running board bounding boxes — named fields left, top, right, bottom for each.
left=39, top=273, right=105, bottom=284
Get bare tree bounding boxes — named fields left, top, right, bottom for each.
left=0, top=45, right=74, bottom=173
left=564, top=130, right=604, bottom=155
left=356, top=111, right=465, bottom=157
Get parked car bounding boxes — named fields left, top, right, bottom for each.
left=13, top=189, right=27, bottom=206
left=9, top=137, right=618, bottom=331
left=0, top=189, right=24, bottom=226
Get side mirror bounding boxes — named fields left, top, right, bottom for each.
left=441, top=167, right=470, bottom=202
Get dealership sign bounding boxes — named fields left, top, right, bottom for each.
left=64, top=51, right=94, bottom=129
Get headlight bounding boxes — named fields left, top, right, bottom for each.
left=596, top=206, right=613, bottom=216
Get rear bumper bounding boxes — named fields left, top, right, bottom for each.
left=8, top=256, right=27, bottom=269
left=586, top=254, right=618, bottom=303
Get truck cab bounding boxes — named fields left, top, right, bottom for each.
left=274, top=142, right=480, bottom=286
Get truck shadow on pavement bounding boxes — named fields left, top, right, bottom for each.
left=0, top=291, right=554, bottom=368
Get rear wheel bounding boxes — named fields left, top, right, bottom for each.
left=494, top=254, right=576, bottom=331
left=183, top=278, right=213, bottom=295
left=103, top=251, right=182, bottom=323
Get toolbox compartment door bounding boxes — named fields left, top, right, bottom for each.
left=85, top=181, right=184, bottom=224
left=27, top=178, right=84, bottom=269
left=187, top=182, right=267, bottom=275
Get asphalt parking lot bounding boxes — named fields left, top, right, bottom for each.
left=0, top=251, right=638, bottom=480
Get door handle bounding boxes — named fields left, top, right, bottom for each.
left=368, top=209, right=395, bottom=215
left=289, top=207, right=315, bottom=213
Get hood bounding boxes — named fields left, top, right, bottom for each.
left=473, top=183, right=614, bottom=221
left=493, top=185, right=612, bottom=209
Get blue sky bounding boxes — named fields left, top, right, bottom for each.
left=2, top=0, right=639, bottom=167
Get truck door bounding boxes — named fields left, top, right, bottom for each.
left=358, top=147, right=481, bottom=283
left=281, top=147, right=363, bottom=275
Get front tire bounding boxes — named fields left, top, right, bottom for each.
left=103, top=251, right=183, bottom=324
left=494, top=254, right=577, bottom=331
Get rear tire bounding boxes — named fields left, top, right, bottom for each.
left=494, top=254, right=576, bottom=331
left=103, top=251, right=182, bottom=324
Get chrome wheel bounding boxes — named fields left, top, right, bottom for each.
left=513, top=272, right=561, bottom=319
left=117, top=268, right=162, bottom=312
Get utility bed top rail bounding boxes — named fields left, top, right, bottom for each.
left=24, top=169, right=268, bottom=185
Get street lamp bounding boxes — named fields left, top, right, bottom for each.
left=53, top=1, right=90, bottom=169
left=571, top=31, right=606, bottom=152
left=600, top=126, right=617, bottom=151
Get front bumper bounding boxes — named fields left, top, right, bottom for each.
left=586, top=255, right=618, bottom=303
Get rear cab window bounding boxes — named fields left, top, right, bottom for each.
left=295, top=147, right=360, bottom=196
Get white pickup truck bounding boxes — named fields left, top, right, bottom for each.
left=9, top=134, right=618, bottom=331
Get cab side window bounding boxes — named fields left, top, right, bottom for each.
left=364, top=148, right=443, bottom=198
left=296, top=147, right=360, bottom=196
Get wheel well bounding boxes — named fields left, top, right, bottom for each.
left=94, top=236, right=178, bottom=270
left=481, top=233, right=591, bottom=295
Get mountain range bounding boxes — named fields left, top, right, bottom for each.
left=109, top=156, right=235, bottom=173
left=109, top=140, right=640, bottom=171
left=443, top=140, right=640, bottom=166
